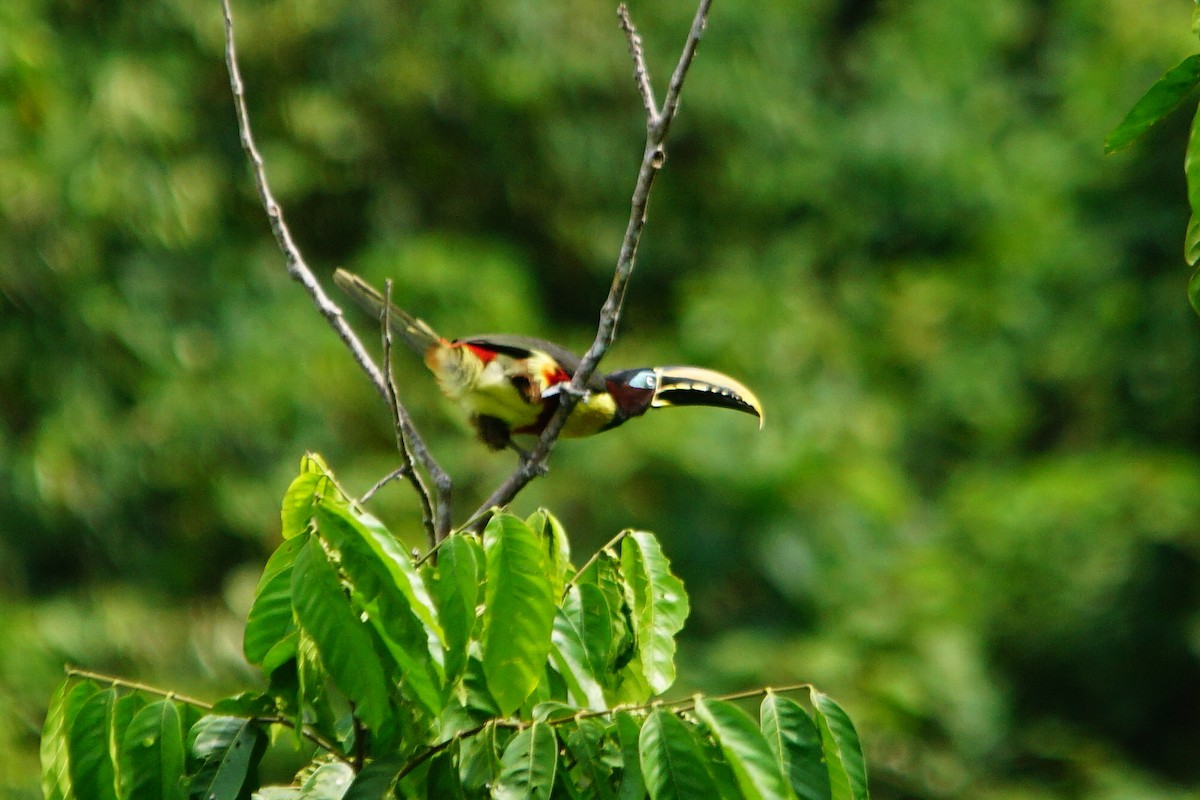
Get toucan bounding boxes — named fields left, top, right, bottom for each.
left=334, top=269, right=764, bottom=451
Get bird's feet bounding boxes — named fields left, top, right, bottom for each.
left=541, top=382, right=590, bottom=401
left=510, top=443, right=550, bottom=476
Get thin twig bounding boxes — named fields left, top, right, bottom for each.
left=618, top=4, right=658, bottom=122
left=222, top=0, right=452, bottom=537
left=562, top=530, right=628, bottom=598
left=395, top=680, right=815, bottom=782
left=359, top=464, right=410, bottom=505
left=384, top=279, right=438, bottom=547
left=65, top=666, right=213, bottom=711
left=221, top=0, right=385, bottom=399
left=467, top=0, right=714, bottom=530
left=64, top=666, right=352, bottom=765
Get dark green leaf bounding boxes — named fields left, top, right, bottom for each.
left=110, top=693, right=147, bottom=798
left=424, top=747, right=464, bottom=800
left=120, top=699, right=186, bottom=800
left=550, top=596, right=608, bottom=710
left=314, top=493, right=446, bottom=717
left=311, top=504, right=447, bottom=716
left=244, top=537, right=301, bottom=666
left=494, top=721, right=558, bottom=800
left=291, top=535, right=390, bottom=731
left=811, top=692, right=869, bottom=800
left=562, top=718, right=617, bottom=800
left=621, top=532, right=689, bottom=694
left=459, top=723, right=501, bottom=793
left=481, top=514, right=556, bottom=717
left=315, top=499, right=445, bottom=645
left=639, top=710, right=719, bottom=800
left=761, top=694, right=830, bottom=800
left=695, top=697, right=795, bottom=800
left=296, top=632, right=339, bottom=745
left=1106, top=54, right=1200, bottom=153
left=68, top=686, right=118, bottom=800
left=615, top=712, right=646, bottom=800
left=187, top=716, right=263, bottom=800
left=430, top=533, right=483, bottom=684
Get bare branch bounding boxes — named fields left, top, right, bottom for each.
left=618, top=4, right=658, bottom=123
left=222, top=0, right=384, bottom=399
left=222, top=0, right=452, bottom=535
left=468, top=0, right=714, bottom=528
left=383, top=279, right=452, bottom=545
left=658, top=0, right=713, bottom=138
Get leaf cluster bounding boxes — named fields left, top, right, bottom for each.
left=41, top=455, right=867, bottom=799
left=1108, top=4, right=1200, bottom=311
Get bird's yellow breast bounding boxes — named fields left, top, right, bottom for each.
left=559, top=392, right=619, bottom=438
left=426, top=345, right=549, bottom=429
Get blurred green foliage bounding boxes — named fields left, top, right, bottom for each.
left=3, top=0, right=1200, bottom=797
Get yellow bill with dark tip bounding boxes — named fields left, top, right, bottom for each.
left=649, top=366, right=764, bottom=428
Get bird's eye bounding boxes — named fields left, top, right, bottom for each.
left=629, top=371, right=657, bottom=390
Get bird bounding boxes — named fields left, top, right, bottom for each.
left=333, top=268, right=763, bottom=452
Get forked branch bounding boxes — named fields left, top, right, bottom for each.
left=470, top=0, right=715, bottom=527
left=221, top=0, right=450, bottom=539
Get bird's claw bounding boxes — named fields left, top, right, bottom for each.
left=509, top=442, right=550, bottom=476
left=541, top=382, right=589, bottom=401
left=521, top=452, right=550, bottom=477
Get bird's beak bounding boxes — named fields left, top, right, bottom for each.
left=649, top=366, right=765, bottom=428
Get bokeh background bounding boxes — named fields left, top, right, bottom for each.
left=4, top=0, right=1200, bottom=796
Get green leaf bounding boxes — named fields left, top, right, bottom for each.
left=281, top=454, right=338, bottom=539
left=120, top=699, right=186, bottom=800
left=298, top=761, right=356, bottom=799
left=314, top=502, right=446, bottom=716
left=639, top=710, right=719, bottom=800
left=109, top=693, right=147, bottom=798
left=315, top=499, right=445, bottom=646
left=41, top=680, right=83, bottom=800
left=245, top=537, right=301, bottom=667
left=561, top=718, right=617, bottom=800
left=810, top=692, right=869, bottom=800
left=582, top=553, right=637, bottom=685
left=431, top=533, right=483, bottom=684
left=68, top=686, right=118, bottom=800
left=761, top=694, right=830, bottom=800
left=695, top=697, right=795, bottom=800
left=1106, top=54, right=1200, bottom=153
left=550, top=592, right=608, bottom=710
left=422, top=746, right=465, bottom=800
left=481, top=514, right=557, bottom=716
left=344, top=758, right=402, bottom=800
left=187, top=715, right=263, bottom=800
left=459, top=723, right=501, bottom=793
left=291, top=535, right=390, bottom=731
left=621, top=532, right=689, bottom=694
left=527, top=508, right=572, bottom=597
left=494, top=721, right=559, bottom=800
left=1187, top=217, right=1200, bottom=270
left=1189, top=264, right=1200, bottom=315
left=1187, top=100, right=1200, bottom=269
left=615, top=712, right=646, bottom=800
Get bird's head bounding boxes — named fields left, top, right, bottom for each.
left=605, top=366, right=764, bottom=427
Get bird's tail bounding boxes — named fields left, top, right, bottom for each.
left=333, top=268, right=442, bottom=355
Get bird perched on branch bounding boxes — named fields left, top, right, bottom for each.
left=334, top=268, right=763, bottom=452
